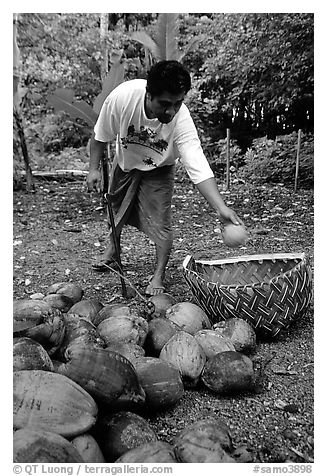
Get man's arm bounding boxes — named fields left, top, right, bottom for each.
left=196, top=177, right=244, bottom=226
left=86, top=133, right=107, bottom=192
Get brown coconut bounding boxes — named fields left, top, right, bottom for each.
left=13, top=370, right=97, bottom=438
left=105, top=342, right=145, bottom=363
left=13, top=299, right=65, bottom=356
left=93, top=303, right=131, bottom=327
left=147, top=293, right=176, bottom=318
left=160, top=331, right=206, bottom=387
left=201, top=350, right=255, bottom=394
left=97, top=314, right=148, bottom=347
left=94, top=411, right=157, bottom=462
left=43, top=293, right=75, bottom=313
left=174, top=416, right=235, bottom=462
left=133, top=356, right=184, bottom=409
left=13, top=337, right=54, bottom=372
left=115, top=441, right=177, bottom=463
left=71, top=433, right=105, bottom=463
left=57, top=345, right=145, bottom=406
left=59, top=313, right=103, bottom=358
left=14, top=429, right=84, bottom=463
left=166, top=302, right=211, bottom=334
left=144, top=317, right=181, bottom=357
left=194, top=329, right=236, bottom=359
left=67, top=299, right=104, bottom=323
left=45, top=282, right=84, bottom=304
left=213, top=317, right=257, bottom=354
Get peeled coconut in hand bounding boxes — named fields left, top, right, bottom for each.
left=222, top=223, right=248, bottom=248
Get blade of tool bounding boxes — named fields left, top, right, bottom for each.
left=105, top=192, right=127, bottom=298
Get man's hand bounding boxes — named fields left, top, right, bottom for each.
left=218, top=205, right=244, bottom=227
left=86, top=169, right=102, bottom=193
left=196, top=178, right=244, bottom=227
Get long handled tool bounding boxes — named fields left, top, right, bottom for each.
left=105, top=192, right=127, bottom=298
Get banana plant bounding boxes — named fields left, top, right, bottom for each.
left=47, top=49, right=125, bottom=128
left=47, top=49, right=125, bottom=196
left=130, top=13, right=200, bottom=64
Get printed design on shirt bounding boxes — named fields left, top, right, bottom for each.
left=121, top=125, right=168, bottom=167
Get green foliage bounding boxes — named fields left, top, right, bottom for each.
left=14, top=13, right=313, bottom=189
left=26, top=113, right=88, bottom=158
left=208, top=140, right=243, bottom=170
left=238, top=133, right=313, bottom=187
left=36, top=147, right=89, bottom=172
left=130, top=13, right=201, bottom=65
left=181, top=13, right=313, bottom=144
left=93, top=52, right=125, bottom=114
left=131, top=13, right=182, bottom=63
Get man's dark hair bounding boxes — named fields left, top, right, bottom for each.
left=146, top=60, right=191, bottom=97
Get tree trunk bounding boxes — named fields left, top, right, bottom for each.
left=100, top=13, right=109, bottom=83
left=14, top=108, right=35, bottom=192
left=13, top=14, right=34, bottom=192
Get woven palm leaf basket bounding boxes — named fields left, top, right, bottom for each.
left=182, top=253, right=312, bottom=337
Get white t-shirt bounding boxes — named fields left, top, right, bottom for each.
left=94, top=79, right=214, bottom=184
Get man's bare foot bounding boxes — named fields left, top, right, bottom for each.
left=91, top=247, right=120, bottom=271
left=145, top=276, right=165, bottom=296
left=91, top=257, right=119, bottom=271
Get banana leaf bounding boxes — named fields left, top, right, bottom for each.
left=93, top=50, right=125, bottom=115
left=130, top=31, right=160, bottom=60
left=48, top=89, right=98, bottom=128
left=156, top=13, right=180, bottom=61
left=131, top=13, right=196, bottom=63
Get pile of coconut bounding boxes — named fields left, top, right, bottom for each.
left=13, top=282, right=259, bottom=463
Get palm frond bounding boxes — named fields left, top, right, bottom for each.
left=130, top=30, right=159, bottom=59
left=156, top=13, right=180, bottom=61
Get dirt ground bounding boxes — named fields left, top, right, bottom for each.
left=13, top=176, right=314, bottom=463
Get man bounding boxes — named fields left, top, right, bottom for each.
left=86, top=60, right=243, bottom=295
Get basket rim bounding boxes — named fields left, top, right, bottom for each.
left=182, top=252, right=308, bottom=289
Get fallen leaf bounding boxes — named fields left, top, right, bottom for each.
left=289, top=447, right=314, bottom=463
left=275, top=400, right=299, bottom=413
left=253, top=227, right=270, bottom=235
left=63, top=227, right=82, bottom=233
left=275, top=399, right=287, bottom=409
left=272, top=366, right=298, bottom=375
left=283, top=404, right=299, bottom=413
left=284, top=211, right=295, bottom=217
left=303, top=362, right=314, bottom=368
left=30, top=292, right=44, bottom=299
